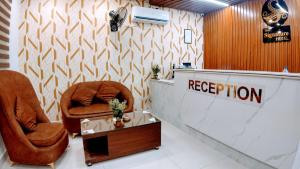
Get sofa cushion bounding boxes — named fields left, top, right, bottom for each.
left=95, top=84, right=120, bottom=103
left=26, top=123, right=65, bottom=147
left=72, top=85, right=97, bottom=106
left=69, top=104, right=112, bottom=116
left=15, top=96, right=37, bottom=131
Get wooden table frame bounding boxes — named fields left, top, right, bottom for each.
left=81, top=113, right=161, bottom=166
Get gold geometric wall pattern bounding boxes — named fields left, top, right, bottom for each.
left=18, top=0, right=203, bottom=121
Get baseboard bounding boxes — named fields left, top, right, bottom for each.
left=0, top=151, right=7, bottom=169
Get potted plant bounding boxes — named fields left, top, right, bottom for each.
left=109, top=99, right=127, bottom=127
left=151, top=64, right=161, bottom=79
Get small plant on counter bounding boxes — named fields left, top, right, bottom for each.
left=151, top=64, right=161, bottom=79
left=109, top=99, right=127, bottom=120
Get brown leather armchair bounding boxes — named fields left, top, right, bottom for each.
left=61, top=81, right=134, bottom=135
left=0, top=70, right=69, bottom=169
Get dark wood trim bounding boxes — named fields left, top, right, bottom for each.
left=0, top=44, right=9, bottom=50
left=0, top=53, right=9, bottom=59
left=0, top=0, right=10, bottom=69
left=0, top=5, right=10, bottom=18
left=0, top=0, right=11, bottom=11
left=0, top=62, right=9, bottom=68
left=0, top=35, right=9, bottom=42
left=0, top=25, right=9, bottom=34
left=0, top=15, right=10, bottom=27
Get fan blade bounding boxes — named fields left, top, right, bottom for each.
left=109, top=6, right=128, bottom=31
left=116, top=7, right=127, bottom=28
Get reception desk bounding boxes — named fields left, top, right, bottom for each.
left=150, top=69, right=300, bottom=169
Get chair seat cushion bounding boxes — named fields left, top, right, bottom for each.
left=69, top=104, right=112, bottom=116
left=26, top=123, right=65, bottom=147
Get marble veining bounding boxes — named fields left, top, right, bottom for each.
left=246, top=78, right=284, bottom=124
left=292, top=142, right=300, bottom=169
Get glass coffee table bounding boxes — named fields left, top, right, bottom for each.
left=80, top=111, right=161, bottom=166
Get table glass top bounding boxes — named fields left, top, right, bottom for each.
left=81, top=111, right=160, bottom=136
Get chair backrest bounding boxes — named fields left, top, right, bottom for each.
left=0, top=70, right=49, bottom=126
left=0, top=71, right=52, bottom=162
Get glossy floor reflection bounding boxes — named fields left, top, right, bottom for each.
left=1, top=121, right=249, bottom=169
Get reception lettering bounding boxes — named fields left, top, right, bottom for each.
left=188, top=80, right=262, bottom=104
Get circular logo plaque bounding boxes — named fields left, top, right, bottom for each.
left=262, top=0, right=288, bottom=27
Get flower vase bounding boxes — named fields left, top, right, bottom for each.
left=152, top=74, right=158, bottom=80
left=114, top=118, right=124, bottom=128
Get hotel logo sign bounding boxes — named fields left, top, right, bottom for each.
left=262, top=0, right=288, bottom=27
left=188, top=79, right=264, bottom=105
left=262, top=0, right=291, bottom=43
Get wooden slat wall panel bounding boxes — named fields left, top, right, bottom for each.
left=204, top=0, right=300, bottom=73
left=0, top=0, right=11, bottom=69
left=149, top=0, right=248, bottom=14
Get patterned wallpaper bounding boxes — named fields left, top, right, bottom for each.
left=18, top=0, right=203, bottom=121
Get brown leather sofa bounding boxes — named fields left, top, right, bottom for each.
left=0, top=70, right=69, bottom=169
left=61, top=81, right=134, bottom=135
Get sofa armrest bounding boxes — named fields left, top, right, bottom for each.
left=119, top=87, right=134, bottom=112
left=60, top=85, right=78, bottom=117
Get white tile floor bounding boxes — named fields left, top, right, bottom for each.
left=1, top=122, right=249, bottom=169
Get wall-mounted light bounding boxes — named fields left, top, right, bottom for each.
left=198, top=0, right=229, bottom=7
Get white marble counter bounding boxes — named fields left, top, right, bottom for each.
left=174, top=69, right=300, bottom=80
left=152, top=79, right=175, bottom=85
left=292, top=141, right=300, bottom=169
left=150, top=70, right=300, bottom=169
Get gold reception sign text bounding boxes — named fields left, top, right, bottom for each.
left=188, top=80, right=263, bottom=104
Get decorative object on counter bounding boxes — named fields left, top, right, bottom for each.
left=123, top=114, right=131, bottom=122
left=109, top=99, right=127, bottom=128
left=283, top=66, right=289, bottom=73
left=184, top=29, right=192, bottom=44
left=183, top=62, right=192, bottom=68
left=114, top=119, right=124, bottom=128
left=176, top=62, right=194, bottom=69
left=172, top=64, right=175, bottom=79
left=151, top=64, right=161, bottom=80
